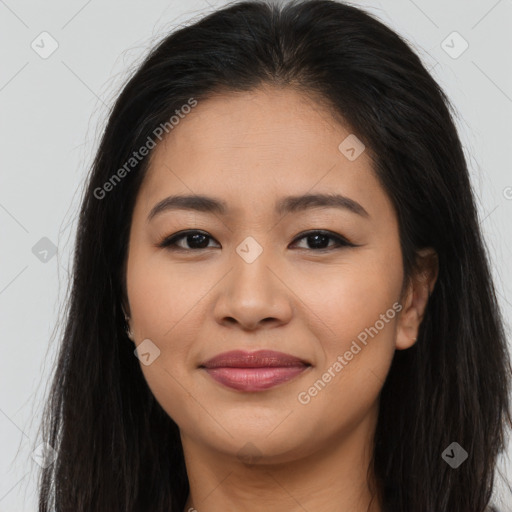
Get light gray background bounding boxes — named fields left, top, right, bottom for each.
left=1, top=0, right=511, bottom=510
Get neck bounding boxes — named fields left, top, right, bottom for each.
left=181, top=405, right=383, bottom=512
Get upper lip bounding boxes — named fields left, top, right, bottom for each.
left=200, top=350, right=311, bottom=369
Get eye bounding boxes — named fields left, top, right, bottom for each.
left=157, top=230, right=220, bottom=251
left=290, top=230, right=356, bottom=251
left=158, top=229, right=356, bottom=252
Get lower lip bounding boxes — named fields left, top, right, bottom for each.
left=203, top=366, right=309, bottom=391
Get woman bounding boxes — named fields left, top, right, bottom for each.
left=37, top=0, right=511, bottom=511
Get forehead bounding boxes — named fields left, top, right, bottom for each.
left=138, top=86, right=391, bottom=220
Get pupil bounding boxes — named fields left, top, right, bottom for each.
left=308, top=234, right=328, bottom=249
left=189, top=233, right=209, bottom=249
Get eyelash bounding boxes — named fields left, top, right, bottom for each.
left=157, top=230, right=357, bottom=252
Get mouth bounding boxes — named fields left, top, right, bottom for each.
left=199, top=350, right=312, bottom=392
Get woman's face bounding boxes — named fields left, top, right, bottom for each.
left=125, top=86, right=418, bottom=464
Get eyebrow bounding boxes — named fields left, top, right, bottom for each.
left=147, top=193, right=369, bottom=221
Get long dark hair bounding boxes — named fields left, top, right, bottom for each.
left=37, top=1, right=512, bottom=510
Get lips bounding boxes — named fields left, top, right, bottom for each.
left=199, top=350, right=311, bottom=392
left=200, top=350, right=310, bottom=369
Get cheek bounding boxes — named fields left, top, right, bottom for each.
left=294, top=244, right=403, bottom=404
left=126, top=252, right=202, bottom=424
left=295, top=244, right=403, bottom=347
left=325, top=265, right=402, bottom=343
left=125, top=246, right=197, bottom=384
left=127, top=246, right=204, bottom=336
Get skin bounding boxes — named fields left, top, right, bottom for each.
left=124, top=85, right=437, bottom=512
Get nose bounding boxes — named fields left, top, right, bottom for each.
left=213, top=247, right=294, bottom=331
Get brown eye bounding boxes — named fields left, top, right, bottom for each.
left=290, top=230, right=356, bottom=250
left=158, top=229, right=356, bottom=252
left=158, top=230, right=219, bottom=251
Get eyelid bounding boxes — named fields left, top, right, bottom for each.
left=290, top=230, right=357, bottom=249
left=157, top=229, right=219, bottom=250
left=157, top=229, right=357, bottom=251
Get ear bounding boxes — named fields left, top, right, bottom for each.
left=395, top=248, right=438, bottom=350
left=121, top=299, right=135, bottom=342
